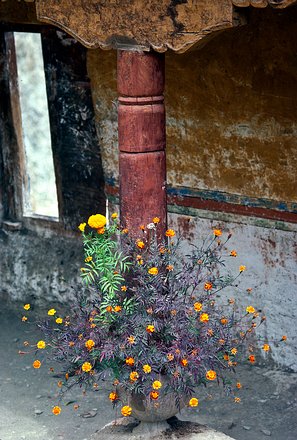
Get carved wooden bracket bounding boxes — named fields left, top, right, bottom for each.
left=35, top=0, right=297, bottom=53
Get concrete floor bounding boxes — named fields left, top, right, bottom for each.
left=1, top=303, right=297, bottom=440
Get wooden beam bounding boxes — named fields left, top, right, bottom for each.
left=117, top=50, right=167, bottom=238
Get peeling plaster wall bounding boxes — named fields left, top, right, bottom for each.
left=88, top=7, right=297, bottom=204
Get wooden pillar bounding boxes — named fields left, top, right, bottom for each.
left=117, top=50, right=167, bottom=237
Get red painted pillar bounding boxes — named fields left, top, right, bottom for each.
left=117, top=50, right=167, bottom=238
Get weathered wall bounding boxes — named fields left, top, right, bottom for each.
left=88, top=6, right=297, bottom=207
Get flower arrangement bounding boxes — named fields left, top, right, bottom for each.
left=21, top=213, right=286, bottom=418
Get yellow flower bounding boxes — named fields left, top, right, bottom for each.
left=82, top=362, right=92, bottom=372
left=114, top=305, right=122, bottom=313
left=194, top=302, right=202, bottom=312
left=127, top=335, right=136, bottom=344
left=37, top=340, right=46, bottom=349
left=32, top=360, right=41, bottom=369
left=137, top=240, right=145, bottom=249
left=121, top=285, right=127, bottom=291
left=231, top=348, right=237, bottom=355
left=150, top=391, right=159, bottom=400
left=213, top=229, right=222, bottom=237
left=88, top=214, right=107, bottom=229
left=78, top=222, right=86, bottom=232
left=152, top=217, right=160, bottom=224
left=111, top=212, right=118, bottom=219
left=52, top=406, right=61, bottom=415
left=199, top=313, right=209, bottom=323
left=146, top=324, right=155, bottom=333
left=48, top=309, right=56, bottom=316
left=143, top=364, right=152, bottom=373
left=130, top=371, right=139, bottom=382
left=122, top=228, right=129, bottom=234
left=109, top=391, right=118, bottom=401
left=165, top=229, right=175, bottom=237
left=55, top=317, right=63, bottom=324
left=121, top=405, right=132, bottom=417
left=189, top=397, right=199, bottom=407
left=22, top=316, right=28, bottom=322
left=148, top=267, right=158, bottom=275
left=206, top=370, right=217, bottom=381
left=167, top=353, right=174, bottom=361
left=230, top=250, right=237, bottom=257
left=239, top=265, right=246, bottom=272
left=246, top=306, right=255, bottom=314
left=23, top=304, right=30, bottom=311
left=85, top=256, right=92, bottom=262
left=85, top=339, right=95, bottom=350
left=262, top=344, right=270, bottom=352
left=125, top=357, right=135, bottom=366
left=152, top=380, right=162, bottom=390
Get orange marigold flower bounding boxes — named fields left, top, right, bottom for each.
left=239, top=265, right=246, bottom=272
left=121, top=285, right=127, bottom=291
left=170, top=309, right=177, bottom=316
left=23, top=304, right=30, bottom=311
left=57, top=380, right=63, bottom=388
left=22, top=316, right=28, bottom=322
left=143, top=364, right=152, bottom=373
left=231, top=348, right=237, bottom=355
left=48, top=308, right=56, bottom=316
left=219, top=339, right=225, bottom=345
left=206, top=370, right=217, bottom=381
left=189, top=397, right=199, bottom=407
left=165, top=229, right=175, bottom=237
left=121, top=405, right=132, bottom=417
left=152, top=380, right=162, bottom=390
left=249, top=355, right=256, bottom=364
left=146, top=324, right=155, bottom=333
left=106, top=305, right=113, bottom=312
left=150, top=391, right=159, bottom=400
left=128, top=335, right=136, bottom=344
left=82, top=362, right=92, bottom=372
left=181, top=358, right=188, bottom=367
left=166, top=264, right=174, bottom=271
left=234, top=397, right=241, bottom=403
left=85, top=339, right=95, bottom=350
left=130, top=371, right=139, bottom=382
left=167, top=353, right=174, bottom=361
left=32, top=360, right=41, bottom=369
left=148, top=267, right=158, bottom=275
left=153, top=217, right=160, bottom=224
left=125, top=357, right=135, bottom=366
left=262, top=344, right=270, bottom=352
left=122, top=228, right=129, bottom=234
left=52, top=406, right=61, bottom=415
left=88, top=214, right=106, bottom=229
left=159, top=246, right=166, bottom=254
left=246, top=306, right=255, bottom=314
left=139, top=225, right=145, bottom=231
left=281, top=335, right=287, bottom=341
left=114, top=305, right=122, bottom=312
left=109, top=391, right=118, bottom=401
left=111, top=212, right=118, bottom=219
left=236, top=382, right=242, bottom=389
left=137, top=240, right=145, bottom=249
left=65, top=373, right=69, bottom=380
left=97, top=227, right=105, bottom=234
left=200, top=313, right=209, bottom=323
left=207, top=329, right=214, bottom=336
left=230, top=250, right=237, bottom=257
left=194, top=302, right=203, bottom=312
left=37, top=340, right=46, bottom=349
left=221, top=318, right=228, bottom=325
left=78, top=222, right=86, bottom=232
left=224, top=354, right=229, bottom=361
left=213, top=229, right=222, bottom=237
left=204, top=282, right=212, bottom=291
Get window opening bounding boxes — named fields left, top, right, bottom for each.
left=14, top=32, right=58, bottom=218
